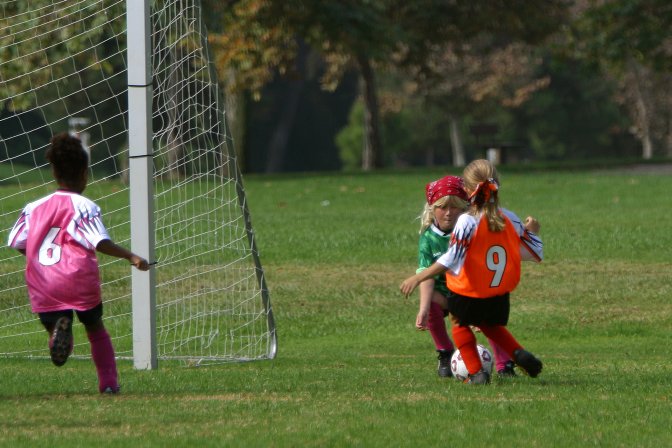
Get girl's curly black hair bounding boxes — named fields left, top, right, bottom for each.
left=45, top=132, right=88, bottom=189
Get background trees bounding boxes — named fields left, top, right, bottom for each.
left=206, top=0, right=574, bottom=171
left=0, top=1, right=127, bottom=171
left=2, top=1, right=670, bottom=173
left=570, top=0, right=672, bottom=159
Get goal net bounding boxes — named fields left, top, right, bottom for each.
left=0, top=0, right=276, bottom=366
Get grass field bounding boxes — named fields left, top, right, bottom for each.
left=1, top=167, right=671, bottom=447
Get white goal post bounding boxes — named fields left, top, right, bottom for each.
left=0, top=0, right=277, bottom=368
left=128, top=0, right=157, bottom=370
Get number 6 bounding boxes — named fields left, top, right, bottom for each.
left=39, top=227, right=62, bottom=266
left=486, top=245, right=506, bottom=287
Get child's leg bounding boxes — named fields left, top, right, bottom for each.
left=478, top=325, right=522, bottom=357
left=479, top=325, right=542, bottom=377
left=79, top=305, right=119, bottom=393
left=85, top=321, right=119, bottom=393
left=39, top=311, right=74, bottom=367
left=428, top=299, right=454, bottom=352
left=451, top=323, right=481, bottom=375
left=428, top=294, right=454, bottom=377
left=487, top=338, right=512, bottom=372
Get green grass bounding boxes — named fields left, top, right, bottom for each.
left=1, top=167, right=671, bottom=447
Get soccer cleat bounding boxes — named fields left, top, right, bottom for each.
left=464, top=369, right=490, bottom=385
left=513, top=349, right=543, bottom=378
left=437, top=349, right=454, bottom=378
left=49, top=316, right=73, bottom=367
left=101, top=386, right=120, bottom=394
left=497, top=360, right=517, bottom=377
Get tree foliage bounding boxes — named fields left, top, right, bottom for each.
left=3, top=1, right=667, bottom=173
left=206, top=0, right=572, bottom=169
left=0, top=1, right=125, bottom=110
left=0, top=1, right=127, bottom=173
left=570, top=0, right=672, bottom=157
left=575, top=0, right=672, bottom=72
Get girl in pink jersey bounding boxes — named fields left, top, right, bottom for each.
left=400, top=159, right=544, bottom=385
left=8, top=133, right=149, bottom=394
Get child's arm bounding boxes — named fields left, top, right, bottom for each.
left=521, top=215, right=543, bottom=262
left=501, top=209, right=543, bottom=262
left=400, top=262, right=447, bottom=298
left=96, top=239, right=150, bottom=271
left=524, top=216, right=540, bottom=233
left=416, top=279, right=435, bottom=330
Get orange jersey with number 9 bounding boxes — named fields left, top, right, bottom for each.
left=446, top=215, right=522, bottom=298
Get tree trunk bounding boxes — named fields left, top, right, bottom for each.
left=165, top=46, right=186, bottom=180
left=356, top=54, right=383, bottom=170
left=667, top=112, right=672, bottom=158
left=629, top=61, right=653, bottom=160
left=449, top=115, right=466, bottom=167
left=633, top=86, right=653, bottom=160
left=264, top=42, right=308, bottom=173
left=224, top=68, right=246, bottom=171
left=666, top=76, right=672, bottom=158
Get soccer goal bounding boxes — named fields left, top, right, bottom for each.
left=0, top=0, right=276, bottom=368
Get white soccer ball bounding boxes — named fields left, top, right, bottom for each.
left=450, top=344, right=494, bottom=381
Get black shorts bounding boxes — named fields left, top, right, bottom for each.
left=446, top=291, right=510, bottom=327
left=38, top=303, right=103, bottom=327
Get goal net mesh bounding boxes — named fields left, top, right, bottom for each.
left=0, top=0, right=276, bottom=365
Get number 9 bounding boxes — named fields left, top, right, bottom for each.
left=486, top=245, right=506, bottom=287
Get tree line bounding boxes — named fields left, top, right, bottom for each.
left=1, top=1, right=670, bottom=174
left=204, top=0, right=672, bottom=171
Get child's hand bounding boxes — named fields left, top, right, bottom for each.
left=130, top=255, right=150, bottom=271
left=415, top=310, right=429, bottom=330
left=400, top=276, right=419, bottom=298
left=524, top=216, right=540, bottom=233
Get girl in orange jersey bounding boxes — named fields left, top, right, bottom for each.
left=400, top=159, right=543, bottom=384
left=415, top=175, right=515, bottom=378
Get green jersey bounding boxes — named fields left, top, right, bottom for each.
left=416, top=224, right=451, bottom=296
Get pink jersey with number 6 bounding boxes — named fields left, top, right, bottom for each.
left=7, top=191, right=110, bottom=312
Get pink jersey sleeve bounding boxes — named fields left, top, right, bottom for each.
left=7, top=209, right=29, bottom=250
left=68, top=194, right=111, bottom=248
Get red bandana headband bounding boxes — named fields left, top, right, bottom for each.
left=425, top=175, right=468, bottom=205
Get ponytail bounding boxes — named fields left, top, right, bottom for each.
left=463, top=160, right=505, bottom=232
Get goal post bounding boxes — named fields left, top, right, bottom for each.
left=0, top=0, right=277, bottom=368
left=127, top=0, right=157, bottom=370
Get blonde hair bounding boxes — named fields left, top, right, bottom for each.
left=463, top=159, right=505, bottom=232
left=419, top=195, right=468, bottom=233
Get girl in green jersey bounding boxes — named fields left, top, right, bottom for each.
left=415, top=175, right=515, bottom=377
